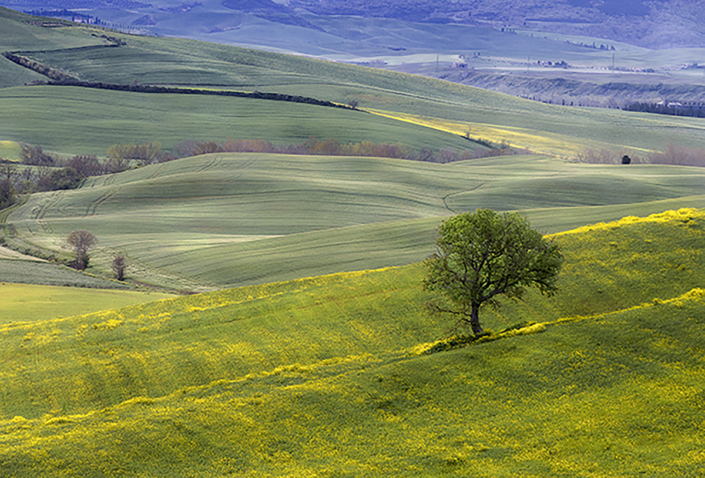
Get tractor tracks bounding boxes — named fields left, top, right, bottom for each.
left=442, top=182, right=485, bottom=214
left=86, top=187, right=119, bottom=216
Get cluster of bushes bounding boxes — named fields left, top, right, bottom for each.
left=573, top=148, right=643, bottom=165
left=106, top=141, right=170, bottom=169
left=572, top=144, right=705, bottom=167
left=172, top=137, right=529, bottom=163
left=0, top=174, right=14, bottom=210
left=649, top=144, right=705, bottom=167
left=0, top=143, right=150, bottom=208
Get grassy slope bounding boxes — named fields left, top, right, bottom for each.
left=8, top=153, right=705, bottom=288
left=0, top=282, right=173, bottom=322
left=0, top=85, right=476, bottom=156
left=0, top=209, right=703, bottom=476
left=3, top=8, right=705, bottom=157
left=0, top=8, right=103, bottom=89
left=0, top=258, right=138, bottom=289
left=0, top=140, right=21, bottom=160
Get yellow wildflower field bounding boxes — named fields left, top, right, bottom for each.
left=0, top=210, right=704, bottom=476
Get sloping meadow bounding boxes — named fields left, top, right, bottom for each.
left=0, top=209, right=703, bottom=475
left=8, top=153, right=705, bottom=290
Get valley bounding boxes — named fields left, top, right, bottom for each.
left=1, top=5, right=704, bottom=476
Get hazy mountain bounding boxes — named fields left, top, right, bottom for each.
left=288, top=0, right=705, bottom=49
left=2, top=0, right=704, bottom=48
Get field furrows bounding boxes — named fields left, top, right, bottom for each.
left=193, top=155, right=224, bottom=174
left=7, top=154, right=705, bottom=289
left=86, top=187, right=119, bottom=216
left=30, top=193, right=63, bottom=221
left=442, top=184, right=485, bottom=214
left=146, top=163, right=168, bottom=180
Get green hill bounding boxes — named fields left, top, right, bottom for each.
left=0, top=85, right=476, bottom=156
left=0, top=282, right=173, bottom=322
left=7, top=153, right=705, bottom=289
left=4, top=7, right=705, bottom=158
left=0, top=209, right=703, bottom=476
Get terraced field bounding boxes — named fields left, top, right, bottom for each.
left=7, top=153, right=705, bottom=289
left=0, top=210, right=703, bottom=476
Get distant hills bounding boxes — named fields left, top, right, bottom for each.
left=289, top=0, right=705, bottom=49
left=2, top=0, right=705, bottom=48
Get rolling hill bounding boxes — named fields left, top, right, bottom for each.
left=0, top=209, right=703, bottom=476
left=4, top=7, right=705, bottom=160
left=6, top=153, right=705, bottom=290
left=4, top=7, right=705, bottom=293
left=1, top=6, right=705, bottom=476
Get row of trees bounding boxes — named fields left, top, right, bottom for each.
left=573, top=144, right=705, bottom=167
left=173, top=137, right=528, bottom=163
left=624, top=102, right=705, bottom=119
left=0, top=143, right=169, bottom=202
left=1, top=152, right=101, bottom=200
left=106, top=141, right=166, bottom=169
left=2, top=52, right=77, bottom=82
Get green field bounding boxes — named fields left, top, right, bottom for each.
left=0, top=210, right=703, bottom=476
left=0, top=85, right=478, bottom=156
left=2, top=6, right=705, bottom=476
left=7, top=153, right=705, bottom=289
left=0, top=281, right=173, bottom=322
left=6, top=153, right=705, bottom=289
left=4, top=7, right=705, bottom=158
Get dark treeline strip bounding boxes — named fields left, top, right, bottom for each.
left=43, top=80, right=352, bottom=110
left=623, top=101, right=705, bottom=118
left=3, top=51, right=350, bottom=110
left=2, top=52, right=78, bottom=82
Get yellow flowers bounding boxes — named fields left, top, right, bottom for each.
left=557, top=208, right=702, bottom=236
left=91, top=319, right=123, bottom=331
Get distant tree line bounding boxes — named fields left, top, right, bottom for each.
left=0, top=142, right=167, bottom=208
left=2, top=52, right=78, bottom=82
left=573, top=144, right=705, bottom=168
left=43, top=80, right=352, bottom=110
left=172, top=137, right=529, bottom=163
left=4, top=51, right=353, bottom=110
left=0, top=135, right=529, bottom=213
left=623, top=101, right=705, bottom=118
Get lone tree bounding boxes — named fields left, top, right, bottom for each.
left=112, top=254, right=128, bottom=281
left=66, top=230, right=97, bottom=270
left=424, top=209, right=563, bottom=336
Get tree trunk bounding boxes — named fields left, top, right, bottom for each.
left=470, top=303, right=484, bottom=335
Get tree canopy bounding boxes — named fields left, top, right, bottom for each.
left=424, top=209, right=563, bottom=336
left=66, top=230, right=97, bottom=271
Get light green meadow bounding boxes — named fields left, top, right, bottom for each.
left=6, top=153, right=705, bottom=289
left=0, top=281, right=173, bottom=322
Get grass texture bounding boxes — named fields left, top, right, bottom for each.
left=0, top=209, right=703, bottom=476
left=0, top=282, right=173, bottom=323
left=0, top=86, right=475, bottom=156
left=7, top=153, right=705, bottom=289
